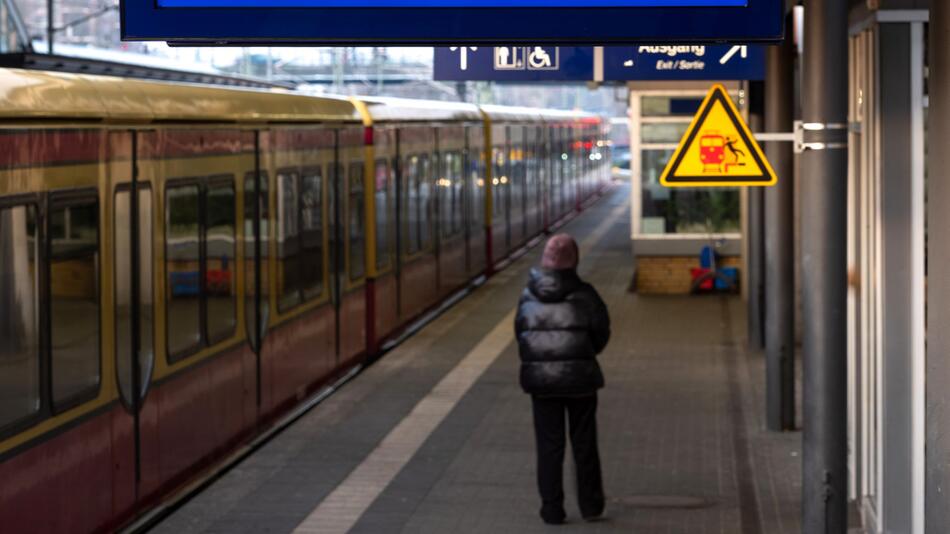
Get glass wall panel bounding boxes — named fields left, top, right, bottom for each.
left=641, top=123, right=690, bottom=144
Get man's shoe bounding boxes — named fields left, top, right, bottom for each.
left=540, top=505, right=567, bottom=525
left=582, top=512, right=605, bottom=522
left=581, top=503, right=605, bottom=522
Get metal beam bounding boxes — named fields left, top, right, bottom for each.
left=801, top=0, right=849, bottom=531
left=747, top=80, right=765, bottom=351
left=928, top=1, right=950, bottom=532
left=765, top=13, right=795, bottom=433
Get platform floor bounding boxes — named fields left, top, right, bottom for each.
left=152, top=184, right=802, bottom=534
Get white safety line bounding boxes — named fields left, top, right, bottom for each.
left=292, top=310, right=515, bottom=534
left=293, top=197, right=628, bottom=534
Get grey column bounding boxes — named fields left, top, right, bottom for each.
left=765, top=14, right=795, bottom=432
left=747, top=81, right=765, bottom=351
left=801, top=0, right=849, bottom=532
left=929, top=1, right=950, bottom=532
left=879, top=22, right=918, bottom=534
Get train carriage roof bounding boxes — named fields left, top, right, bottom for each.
left=479, top=104, right=544, bottom=123
left=353, top=96, right=483, bottom=124
left=0, top=68, right=358, bottom=123
left=481, top=104, right=601, bottom=126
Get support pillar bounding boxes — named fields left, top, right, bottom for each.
left=765, top=14, right=795, bottom=432
left=801, top=0, right=848, bottom=532
left=928, top=1, right=950, bottom=532
left=747, top=81, right=765, bottom=351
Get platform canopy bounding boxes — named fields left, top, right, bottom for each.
left=121, top=0, right=783, bottom=45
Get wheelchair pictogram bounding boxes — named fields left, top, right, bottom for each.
left=527, top=47, right=559, bottom=70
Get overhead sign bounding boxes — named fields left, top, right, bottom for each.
left=603, top=45, right=765, bottom=81
left=160, top=0, right=745, bottom=6
left=121, top=0, right=783, bottom=45
left=434, top=47, right=593, bottom=81
left=660, top=84, right=776, bottom=187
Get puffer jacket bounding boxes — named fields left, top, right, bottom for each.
left=515, top=268, right=611, bottom=396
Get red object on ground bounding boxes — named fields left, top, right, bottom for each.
left=691, top=267, right=714, bottom=290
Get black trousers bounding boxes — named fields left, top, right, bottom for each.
left=531, top=394, right=605, bottom=519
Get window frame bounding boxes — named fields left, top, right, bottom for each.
left=47, top=188, right=102, bottom=415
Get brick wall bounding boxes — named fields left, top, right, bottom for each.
left=635, top=255, right=741, bottom=295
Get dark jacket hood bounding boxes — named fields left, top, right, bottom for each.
left=528, top=268, right=581, bottom=303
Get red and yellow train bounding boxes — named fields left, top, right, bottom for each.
left=0, top=68, right=609, bottom=533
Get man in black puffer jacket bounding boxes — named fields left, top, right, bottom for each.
left=515, top=233, right=610, bottom=525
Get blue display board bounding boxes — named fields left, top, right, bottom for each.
left=159, top=0, right=744, bottom=6
left=433, top=45, right=764, bottom=81
left=603, top=45, right=765, bottom=81
left=122, top=0, right=783, bottom=44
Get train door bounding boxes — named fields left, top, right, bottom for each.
left=337, top=127, right=368, bottom=363
left=112, top=130, right=155, bottom=507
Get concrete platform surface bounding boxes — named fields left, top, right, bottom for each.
left=151, top=184, right=802, bottom=534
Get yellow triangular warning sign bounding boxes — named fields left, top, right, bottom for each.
left=660, top=84, right=777, bottom=187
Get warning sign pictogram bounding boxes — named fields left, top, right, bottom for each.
left=660, top=84, right=777, bottom=187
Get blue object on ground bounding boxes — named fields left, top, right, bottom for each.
left=700, top=245, right=715, bottom=269
left=716, top=267, right=739, bottom=290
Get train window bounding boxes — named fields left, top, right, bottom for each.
left=468, top=147, right=484, bottom=231
left=439, top=152, right=453, bottom=239
left=348, top=163, right=365, bottom=281
left=244, top=172, right=269, bottom=350
left=300, top=170, right=324, bottom=301
left=404, top=155, right=421, bottom=255
left=206, top=179, right=236, bottom=343
left=510, top=143, right=523, bottom=219
left=492, top=147, right=506, bottom=218
left=166, top=183, right=202, bottom=359
left=441, top=152, right=464, bottom=238
left=452, top=154, right=464, bottom=235
left=277, top=171, right=302, bottom=311
left=49, top=194, right=100, bottom=410
left=0, top=203, right=40, bottom=428
left=115, top=186, right=154, bottom=407
left=374, top=159, right=392, bottom=271
left=419, top=155, right=433, bottom=251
